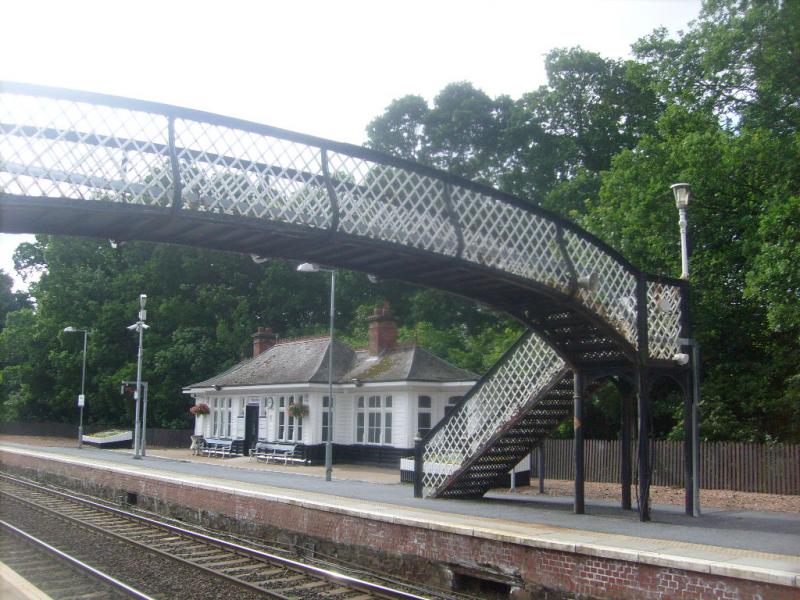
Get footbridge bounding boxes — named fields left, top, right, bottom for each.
left=0, top=82, right=694, bottom=520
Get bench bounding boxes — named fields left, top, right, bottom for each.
left=250, top=442, right=305, bottom=465
left=189, top=435, right=204, bottom=455
left=201, top=438, right=236, bottom=458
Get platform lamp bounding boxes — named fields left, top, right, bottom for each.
left=126, top=294, right=149, bottom=460
left=297, top=262, right=336, bottom=482
left=671, top=183, right=701, bottom=517
left=63, top=326, right=89, bottom=449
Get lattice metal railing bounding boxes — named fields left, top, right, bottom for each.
left=450, top=185, right=572, bottom=293
left=1, top=82, right=685, bottom=356
left=420, top=330, right=566, bottom=497
left=647, top=280, right=684, bottom=360
left=563, top=230, right=639, bottom=348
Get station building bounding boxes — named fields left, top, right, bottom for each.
left=183, top=304, right=478, bottom=466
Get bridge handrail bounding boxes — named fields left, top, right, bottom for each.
left=0, top=81, right=686, bottom=356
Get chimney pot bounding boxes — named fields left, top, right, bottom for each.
left=252, top=327, right=278, bottom=357
left=367, top=302, right=397, bottom=356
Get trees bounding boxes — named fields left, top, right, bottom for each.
left=2, top=0, right=796, bottom=441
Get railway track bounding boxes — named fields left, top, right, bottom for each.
left=0, top=518, right=153, bottom=599
left=0, top=474, right=441, bottom=599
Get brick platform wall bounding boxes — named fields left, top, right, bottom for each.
left=1, top=449, right=795, bottom=600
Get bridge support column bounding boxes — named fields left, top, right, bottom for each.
left=413, top=436, right=423, bottom=498
left=636, top=370, right=651, bottom=521
left=574, top=370, right=585, bottom=515
left=683, top=374, right=694, bottom=516
left=537, top=444, right=545, bottom=494
left=621, top=386, right=633, bottom=511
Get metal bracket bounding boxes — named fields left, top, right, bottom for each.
left=168, top=116, right=183, bottom=213
left=321, top=150, right=339, bottom=235
left=555, top=225, right=578, bottom=295
left=442, top=183, right=464, bottom=259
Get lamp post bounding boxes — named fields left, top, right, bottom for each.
left=127, top=294, right=149, bottom=460
left=63, top=326, right=88, bottom=449
left=297, top=262, right=336, bottom=482
left=671, top=183, right=691, bottom=280
left=671, top=183, right=701, bottom=517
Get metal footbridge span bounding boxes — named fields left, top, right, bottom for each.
left=0, top=82, right=693, bottom=520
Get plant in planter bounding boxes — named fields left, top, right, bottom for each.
left=190, top=403, right=210, bottom=416
left=287, top=402, right=309, bottom=418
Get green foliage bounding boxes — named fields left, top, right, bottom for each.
left=2, top=0, right=797, bottom=442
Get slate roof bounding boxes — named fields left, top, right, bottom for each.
left=185, top=337, right=477, bottom=389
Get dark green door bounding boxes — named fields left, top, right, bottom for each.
left=245, top=405, right=260, bottom=455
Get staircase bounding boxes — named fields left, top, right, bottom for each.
left=420, top=330, right=575, bottom=498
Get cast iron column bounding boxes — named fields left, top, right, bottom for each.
left=621, top=387, right=633, bottom=510
left=636, top=369, right=650, bottom=521
left=574, top=370, right=585, bottom=514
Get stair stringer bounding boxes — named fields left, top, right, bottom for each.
left=420, top=329, right=571, bottom=498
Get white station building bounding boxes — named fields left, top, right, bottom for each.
left=184, top=304, right=478, bottom=466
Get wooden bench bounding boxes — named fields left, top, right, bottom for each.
left=250, top=442, right=305, bottom=465
left=201, top=438, right=235, bottom=458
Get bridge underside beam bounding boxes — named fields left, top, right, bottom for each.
left=1, top=196, right=634, bottom=370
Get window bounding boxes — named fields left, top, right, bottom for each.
left=418, top=395, right=432, bottom=437
left=226, top=398, right=232, bottom=437
left=278, top=395, right=304, bottom=441
left=356, top=395, right=392, bottom=444
left=212, top=398, right=219, bottom=436
left=445, top=396, right=462, bottom=416
left=355, top=396, right=365, bottom=443
left=368, top=395, right=381, bottom=443
left=322, top=396, right=331, bottom=442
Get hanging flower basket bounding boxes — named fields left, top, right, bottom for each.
left=287, top=402, right=309, bottom=418
left=190, top=403, right=210, bottom=416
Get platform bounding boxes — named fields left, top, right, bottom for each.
left=1, top=441, right=798, bottom=600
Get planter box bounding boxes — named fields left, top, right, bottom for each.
left=82, top=430, right=133, bottom=449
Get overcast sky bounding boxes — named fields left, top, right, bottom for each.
left=1, top=0, right=702, bottom=291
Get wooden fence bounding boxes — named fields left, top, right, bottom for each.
left=533, top=439, right=800, bottom=495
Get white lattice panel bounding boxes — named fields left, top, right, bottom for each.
left=327, top=152, right=459, bottom=256
left=0, top=93, right=171, bottom=205
left=563, top=230, right=639, bottom=347
left=647, top=281, right=683, bottom=360
left=450, top=186, right=572, bottom=292
left=421, top=331, right=566, bottom=496
left=174, top=120, right=331, bottom=228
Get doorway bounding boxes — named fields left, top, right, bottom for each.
left=245, top=405, right=260, bottom=455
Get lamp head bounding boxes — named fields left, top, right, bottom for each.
left=671, top=183, right=691, bottom=209
left=296, top=262, right=320, bottom=273
left=63, top=326, right=77, bottom=333
left=672, top=352, right=690, bottom=366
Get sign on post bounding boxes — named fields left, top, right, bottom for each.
left=77, top=394, right=85, bottom=407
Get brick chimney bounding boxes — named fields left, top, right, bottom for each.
left=367, top=302, right=397, bottom=356
left=252, top=327, right=278, bottom=357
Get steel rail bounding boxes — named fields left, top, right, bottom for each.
left=0, top=518, right=156, bottom=599
left=0, top=474, right=432, bottom=600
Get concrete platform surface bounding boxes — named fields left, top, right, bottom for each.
left=1, top=441, right=798, bottom=590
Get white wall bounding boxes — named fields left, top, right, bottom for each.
left=189, top=382, right=475, bottom=449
